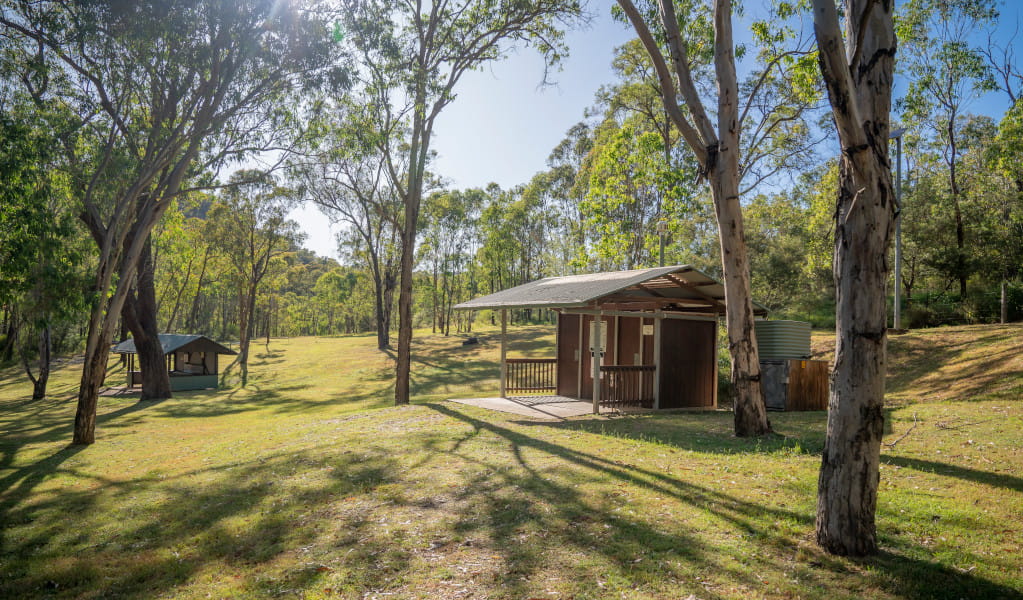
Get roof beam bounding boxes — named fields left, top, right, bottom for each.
left=663, top=273, right=727, bottom=310
left=597, top=294, right=720, bottom=310
left=635, top=282, right=668, bottom=297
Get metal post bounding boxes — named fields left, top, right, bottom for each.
left=500, top=309, right=507, bottom=398
left=657, top=220, right=668, bottom=267
left=890, top=128, right=905, bottom=330
left=894, top=133, right=903, bottom=330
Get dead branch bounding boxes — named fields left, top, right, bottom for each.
left=883, top=413, right=919, bottom=448
left=935, top=418, right=995, bottom=431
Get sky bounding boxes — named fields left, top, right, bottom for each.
left=293, top=1, right=1023, bottom=260
left=292, top=5, right=635, bottom=259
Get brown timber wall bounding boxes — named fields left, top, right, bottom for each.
left=556, top=314, right=581, bottom=397
left=658, top=319, right=716, bottom=409
left=786, top=360, right=829, bottom=411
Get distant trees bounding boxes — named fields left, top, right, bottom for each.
left=1, top=0, right=341, bottom=443
left=207, top=173, right=303, bottom=383
left=296, top=104, right=403, bottom=350
left=420, top=189, right=483, bottom=335
left=335, top=0, right=585, bottom=406
left=899, top=0, right=999, bottom=297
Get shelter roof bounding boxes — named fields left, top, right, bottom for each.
left=453, top=265, right=768, bottom=316
left=112, top=334, right=237, bottom=356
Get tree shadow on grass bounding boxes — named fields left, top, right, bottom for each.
left=514, top=410, right=830, bottom=456
left=1, top=398, right=1019, bottom=599
left=0, top=442, right=407, bottom=599
left=886, top=326, right=1023, bottom=402
left=425, top=402, right=1023, bottom=600
left=881, top=454, right=1023, bottom=493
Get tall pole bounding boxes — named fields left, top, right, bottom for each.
left=894, top=134, right=903, bottom=330
left=657, top=219, right=667, bottom=267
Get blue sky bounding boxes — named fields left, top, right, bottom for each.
left=295, top=1, right=1022, bottom=260
left=294, top=5, right=634, bottom=258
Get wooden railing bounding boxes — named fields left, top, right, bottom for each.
left=602, top=365, right=655, bottom=409
left=505, top=358, right=557, bottom=395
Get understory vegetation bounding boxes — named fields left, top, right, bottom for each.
left=1, top=324, right=1020, bottom=599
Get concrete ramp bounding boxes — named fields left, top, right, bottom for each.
left=446, top=395, right=594, bottom=420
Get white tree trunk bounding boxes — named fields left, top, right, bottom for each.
left=812, top=0, right=897, bottom=556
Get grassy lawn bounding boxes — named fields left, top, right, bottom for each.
left=0, top=324, right=1021, bottom=599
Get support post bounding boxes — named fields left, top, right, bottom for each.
left=712, top=318, right=720, bottom=409
left=1001, top=280, right=1008, bottom=324
left=500, top=309, right=508, bottom=398
left=653, top=311, right=662, bottom=409
left=893, top=131, right=903, bottom=330
left=592, top=316, right=602, bottom=414
left=576, top=315, right=584, bottom=398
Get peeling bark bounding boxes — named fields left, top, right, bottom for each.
left=812, top=0, right=897, bottom=556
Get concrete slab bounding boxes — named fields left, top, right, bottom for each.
left=99, top=386, right=139, bottom=397
left=446, top=395, right=596, bottom=420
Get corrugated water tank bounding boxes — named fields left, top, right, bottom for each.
left=755, top=320, right=811, bottom=359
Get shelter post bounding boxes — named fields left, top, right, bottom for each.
left=500, top=309, right=508, bottom=398
left=653, top=310, right=662, bottom=409
left=592, top=315, right=602, bottom=414
left=713, top=318, right=720, bottom=408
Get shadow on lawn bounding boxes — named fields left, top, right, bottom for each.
left=882, top=454, right=1023, bottom=493
left=0, top=441, right=408, bottom=599
left=424, top=402, right=1022, bottom=600
left=1, top=398, right=1019, bottom=599
left=421, top=403, right=809, bottom=598
left=517, top=410, right=831, bottom=456
left=886, top=325, right=1023, bottom=401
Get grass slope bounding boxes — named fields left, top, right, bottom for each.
left=0, top=324, right=1021, bottom=599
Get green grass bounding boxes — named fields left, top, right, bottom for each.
left=1, top=324, right=1021, bottom=599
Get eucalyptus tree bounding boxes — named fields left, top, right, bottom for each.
left=420, top=189, right=482, bottom=335
left=477, top=185, right=543, bottom=298
left=336, top=0, right=586, bottom=405
left=964, top=111, right=1023, bottom=321
left=578, top=117, right=691, bottom=270
left=295, top=103, right=403, bottom=350
left=898, top=0, right=999, bottom=297
left=207, top=172, right=303, bottom=384
left=578, top=39, right=701, bottom=271
left=0, top=0, right=342, bottom=443
left=811, top=0, right=896, bottom=556
left=0, top=106, right=86, bottom=400
left=615, top=0, right=821, bottom=436
left=982, top=27, right=1023, bottom=104
left=546, top=122, right=593, bottom=268
left=151, top=197, right=211, bottom=334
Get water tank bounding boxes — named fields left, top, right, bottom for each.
left=755, top=320, right=811, bottom=359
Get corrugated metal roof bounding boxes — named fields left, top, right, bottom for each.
left=453, top=265, right=768, bottom=315
left=112, top=334, right=237, bottom=356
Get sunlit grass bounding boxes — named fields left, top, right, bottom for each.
left=0, top=324, right=1020, bottom=599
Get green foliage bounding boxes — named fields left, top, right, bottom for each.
left=0, top=108, right=89, bottom=360
left=419, top=188, right=484, bottom=334
left=578, top=119, right=699, bottom=270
